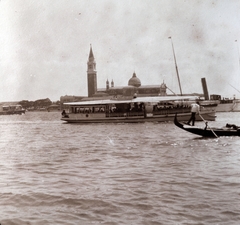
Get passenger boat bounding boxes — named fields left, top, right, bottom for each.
left=0, top=104, right=25, bottom=115
left=174, top=114, right=240, bottom=137
left=61, top=96, right=217, bottom=123
left=210, top=94, right=240, bottom=112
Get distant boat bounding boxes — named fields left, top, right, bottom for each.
left=61, top=96, right=217, bottom=123
left=217, top=99, right=240, bottom=112
left=174, top=114, right=240, bottom=137
left=0, top=104, right=25, bottom=115
left=210, top=94, right=240, bottom=112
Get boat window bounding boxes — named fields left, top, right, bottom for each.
left=111, top=106, right=116, bottom=112
left=79, top=108, right=84, bottom=113
left=76, top=107, right=80, bottom=113
left=84, top=108, right=91, bottom=113
left=94, top=107, right=100, bottom=112
left=93, top=107, right=105, bottom=113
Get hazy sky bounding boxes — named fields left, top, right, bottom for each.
left=1, top=0, right=240, bottom=102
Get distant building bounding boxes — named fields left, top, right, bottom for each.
left=87, top=46, right=97, bottom=97
left=86, top=46, right=167, bottom=99
left=61, top=45, right=168, bottom=105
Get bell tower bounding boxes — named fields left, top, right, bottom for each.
left=87, top=45, right=97, bottom=97
left=106, top=79, right=109, bottom=90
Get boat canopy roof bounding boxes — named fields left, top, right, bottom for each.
left=64, top=96, right=199, bottom=106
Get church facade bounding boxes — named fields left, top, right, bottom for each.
left=87, top=46, right=167, bottom=99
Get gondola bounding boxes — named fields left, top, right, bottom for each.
left=174, top=114, right=240, bottom=138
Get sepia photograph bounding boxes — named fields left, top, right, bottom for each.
left=0, top=0, right=240, bottom=224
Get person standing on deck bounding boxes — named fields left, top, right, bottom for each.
left=187, top=101, right=200, bottom=126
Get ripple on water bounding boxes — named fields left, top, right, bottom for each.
left=0, top=112, right=240, bottom=224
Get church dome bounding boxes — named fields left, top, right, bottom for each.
left=128, top=72, right=141, bottom=87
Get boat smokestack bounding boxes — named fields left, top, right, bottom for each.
left=201, top=77, right=209, bottom=100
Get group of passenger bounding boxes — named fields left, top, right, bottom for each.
left=70, top=107, right=107, bottom=114
left=108, top=103, right=144, bottom=113
left=66, top=102, right=187, bottom=115
left=154, top=104, right=190, bottom=111
left=128, top=103, right=144, bottom=112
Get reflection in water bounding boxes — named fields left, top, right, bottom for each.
left=0, top=112, right=240, bottom=224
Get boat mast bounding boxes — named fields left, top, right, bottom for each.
left=169, top=37, right=183, bottom=96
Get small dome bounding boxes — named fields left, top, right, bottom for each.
left=128, top=72, right=141, bottom=87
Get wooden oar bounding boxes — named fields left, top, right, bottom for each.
left=199, top=114, right=218, bottom=138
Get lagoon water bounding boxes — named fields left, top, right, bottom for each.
left=0, top=112, right=240, bottom=225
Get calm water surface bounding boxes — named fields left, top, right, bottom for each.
left=0, top=112, right=240, bottom=225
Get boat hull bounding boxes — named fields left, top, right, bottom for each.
left=0, top=110, right=25, bottom=115
left=174, top=115, right=240, bottom=137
